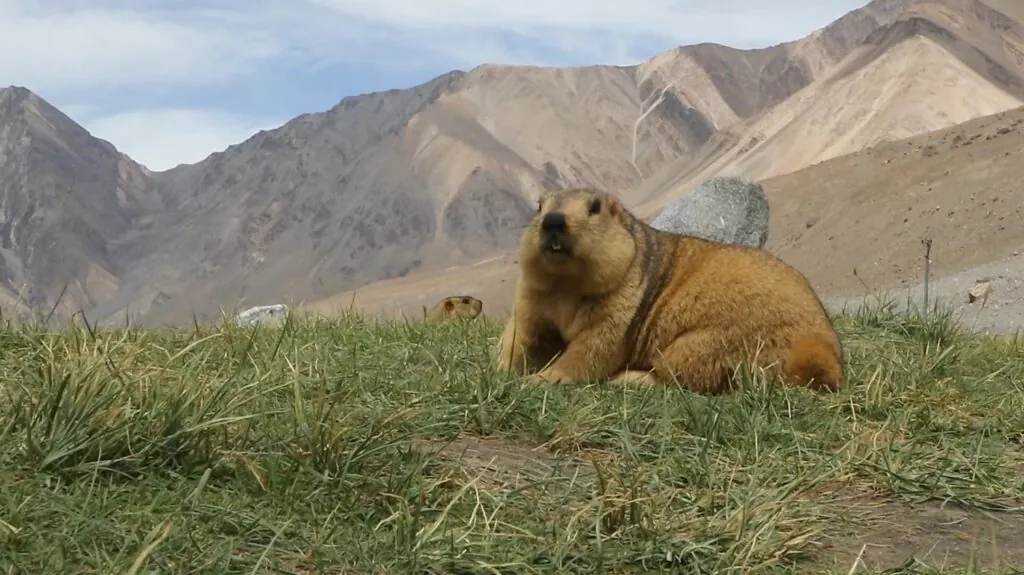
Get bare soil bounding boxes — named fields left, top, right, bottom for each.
left=420, top=435, right=1024, bottom=572
left=821, top=496, right=1024, bottom=572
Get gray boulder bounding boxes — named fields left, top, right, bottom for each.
left=234, top=304, right=289, bottom=327
left=650, top=175, right=770, bottom=248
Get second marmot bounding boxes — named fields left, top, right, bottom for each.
left=424, top=295, right=484, bottom=325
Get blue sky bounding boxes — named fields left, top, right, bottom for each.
left=1, top=0, right=869, bottom=171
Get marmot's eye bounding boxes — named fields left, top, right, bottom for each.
left=588, top=198, right=601, bottom=215
left=537, top=200, right=543, bottom=212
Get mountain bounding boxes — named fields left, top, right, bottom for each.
left=632, top=0, right=1024, bottom=216
left=0, top=87, right=162, bottom=322
left=308, top=103, right=1024, bottom=319
left=2, top=0, right=1024, bottom=326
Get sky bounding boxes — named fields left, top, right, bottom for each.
left=1, top=0, right=870, bottom=172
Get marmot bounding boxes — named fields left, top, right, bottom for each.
left=423, top=295, right=484, bottom=325
left=494, top=187, right=846, bottom=393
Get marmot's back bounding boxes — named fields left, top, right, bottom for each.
left=638, top=231, right=844, bottom=390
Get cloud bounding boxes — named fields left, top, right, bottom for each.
left=307, top=0, right=873, bottom=65
left=311, top=0, right=851, bottom=40
left=0, top=1, right=285, bottom=94
left=80, top=108, right=285, bottom=171
left=1, top=0, right=871, bottom=94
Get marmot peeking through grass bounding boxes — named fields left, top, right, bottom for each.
left=494, top=187, right=846, bottom=393
left=424, top=295, right=484, bottom=325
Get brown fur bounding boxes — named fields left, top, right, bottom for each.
left=494, top=187, right=846, bottom=393
left=424, top=295, right=484, bottom=325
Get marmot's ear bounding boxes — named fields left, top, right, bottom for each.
left=608, top=197, right=625, bottom=221
left=536, top=191, right=551, bottom=213
left=445, top=300, right=454, bottom=310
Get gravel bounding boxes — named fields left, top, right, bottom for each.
left=824, top=252, right=1024, bottom=335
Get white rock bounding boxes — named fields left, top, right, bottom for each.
left=234, top=304, right=289, bottom=327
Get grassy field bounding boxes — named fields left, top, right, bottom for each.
left=1, top=300, right=1023, bottom=574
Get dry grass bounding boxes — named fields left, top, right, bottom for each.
left=1, top=300, right=1023, bottom=573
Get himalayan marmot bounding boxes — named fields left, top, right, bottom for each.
left=424, top=295, right=484, bottom=325
left=494, top=187, right=846, bottom=393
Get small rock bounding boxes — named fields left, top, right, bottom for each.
left=967, top=281, right=992, bottom=305
left=650, top=175, right=770, bottom=248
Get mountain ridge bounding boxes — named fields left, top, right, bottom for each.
left=632, top=0, right=1024, bottom=216
left=2, top=0, right=1024, bottom=326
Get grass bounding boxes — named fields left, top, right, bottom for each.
left=1, top=299, right=1023, bottom=574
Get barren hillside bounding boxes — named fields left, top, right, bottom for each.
left=763, top=105, right=1024, bottom=295
left=308, top=104, right=1024, bottom=322
left=635, top=0, right=1024, bottom=216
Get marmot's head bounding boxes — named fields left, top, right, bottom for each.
left=520, top=188, right=636, bottom=292
left=440, top=295, right=483, bottom=318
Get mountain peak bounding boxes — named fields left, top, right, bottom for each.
left=0, top=85, right=86, bottom=137
left=0, top=85, right=41, bottom=116
left=0, top=85, right=34, bottom=98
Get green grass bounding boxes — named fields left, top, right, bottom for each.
left=1, top=300, right=1023, bottom=574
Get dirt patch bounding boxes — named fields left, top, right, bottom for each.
left=412, top=434, right=598, bottom=485
left=820, top=496, right=1024, bottom=571
left=413, top=436, right=1024, bottom=571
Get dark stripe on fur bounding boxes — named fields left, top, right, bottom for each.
left=637, top=232, right=680, bottom=361
left=623, top=219, right=672, bottom=366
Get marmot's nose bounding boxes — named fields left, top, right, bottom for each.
left=541, top=212, right=567, bottom=232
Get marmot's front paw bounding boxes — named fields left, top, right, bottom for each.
left=526, top=368, right=569, bottom=385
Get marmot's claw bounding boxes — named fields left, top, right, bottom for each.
left=526, top=370, right=565, bottom=385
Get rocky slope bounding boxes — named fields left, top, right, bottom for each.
left=633, top=0, right=1024, bottom=215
